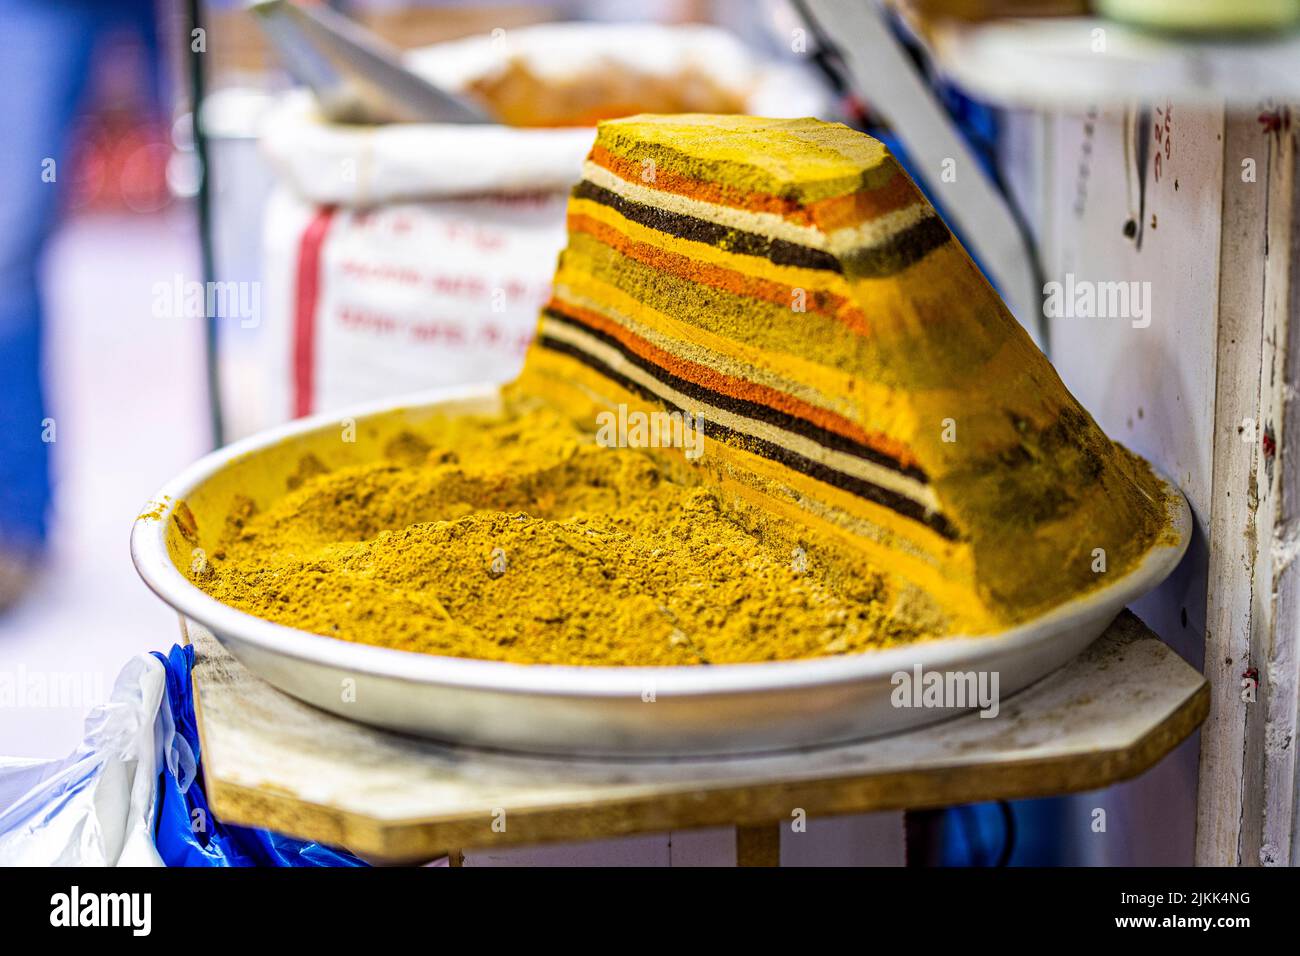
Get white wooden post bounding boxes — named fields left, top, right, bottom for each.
left=1034, top=101, right=1300, bottom=865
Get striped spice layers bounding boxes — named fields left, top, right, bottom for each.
left=517, top=115, right=1168, bottom=633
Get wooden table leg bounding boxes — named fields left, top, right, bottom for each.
left=447, top=848, right=465, bottom=867
left=736, top=824, right=781, bottom=867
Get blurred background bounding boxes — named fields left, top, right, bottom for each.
left=0, top=0, right=797, bottom=756
left=0, top=0, right=896, bottom=760
left=2, top=0, right=1298, bottom=866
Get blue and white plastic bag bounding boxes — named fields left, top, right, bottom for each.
left=0, top=644, right=362, bottom=867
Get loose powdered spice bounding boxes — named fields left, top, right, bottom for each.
left=526, top=114, right=1171, bottom=632
left=187, top=115, right=1173, bottom=665
left=467, top=60, right=748, bottom=128
left=194, top=394, right=924, bottom=666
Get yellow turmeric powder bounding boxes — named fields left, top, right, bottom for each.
left=194, top=392, right=927, bottom=666
left=186, top=115, right=1175, bottom=665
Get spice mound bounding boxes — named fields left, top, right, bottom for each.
left=194, top=401, right=925, bottom=666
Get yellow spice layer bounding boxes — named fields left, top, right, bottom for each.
left=193, top=394, right=928, bottom=666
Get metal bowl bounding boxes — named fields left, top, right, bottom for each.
left=131, top=385, right=1192, bottom=757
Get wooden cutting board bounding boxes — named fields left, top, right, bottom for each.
left=185, top=610, right=1207, bottom=862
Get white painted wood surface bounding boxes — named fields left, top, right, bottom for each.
left=1037, top=102, right=1225, bottom=866
left=1249, top=113, right=1300, bottom=866
left=1019, top=98, right=1300, bottom=865
left=1196, top=111, right=1270, bottom=867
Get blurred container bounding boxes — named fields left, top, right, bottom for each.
left=197, top=85, right=282, bottom=441
left=252, top=22, right=831, bottom=430
left=1094, top=0, right=1300, bottom=33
